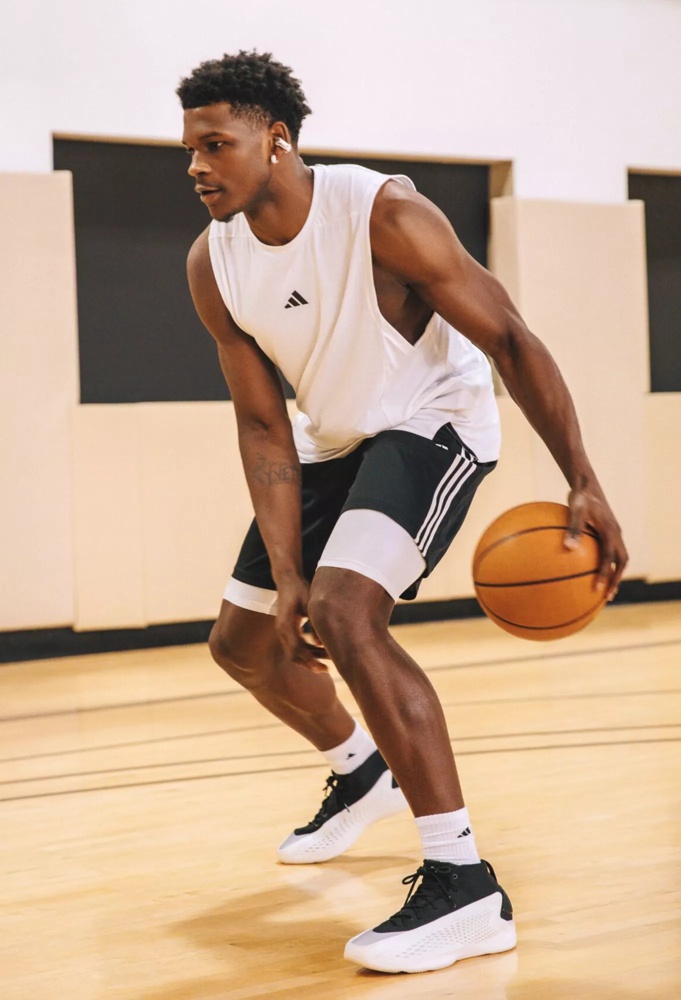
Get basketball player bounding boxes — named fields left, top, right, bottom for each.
left=177, top=51, right=628, bottom=974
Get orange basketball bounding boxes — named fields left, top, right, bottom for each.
left=472, top=502, right=606, bottom=641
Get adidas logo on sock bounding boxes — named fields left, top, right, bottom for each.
left=285, top=290, right=308, bottom=309
left=457, top=827, right=471, bottom=838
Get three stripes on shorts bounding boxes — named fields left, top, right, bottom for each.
left=416, top=449, right=477, bottom=556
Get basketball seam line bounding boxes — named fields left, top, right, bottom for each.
left=474, top=524, right=599, bottom=573
left=474, top=568, right=600, bottom=588
left=475, top=594, right=605, bottom=631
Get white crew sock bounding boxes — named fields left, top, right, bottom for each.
left=322, top=721, right=376, bottom=775
left=415, top=807, right=481, bottom=865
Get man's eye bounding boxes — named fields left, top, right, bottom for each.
left=207, top=142, right=225, bottom=152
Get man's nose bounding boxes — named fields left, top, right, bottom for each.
left=187, top=153, right=207, bottom=178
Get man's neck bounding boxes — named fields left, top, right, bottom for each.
left=245, top=159, right=314, bottom=246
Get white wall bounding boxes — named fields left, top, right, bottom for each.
left=2, top=0, right=681, bottom=200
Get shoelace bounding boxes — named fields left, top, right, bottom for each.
left=307, top=772, right=350, bottom=826
left=387, top=863, right=459, bottom=926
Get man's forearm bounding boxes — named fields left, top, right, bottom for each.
left=238, top=427, right=304, bottom=584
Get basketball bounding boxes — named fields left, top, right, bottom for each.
left=472, top=501, right=607, bottom=641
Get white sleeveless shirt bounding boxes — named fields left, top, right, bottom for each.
left=208, top=163, right=500, bottom=463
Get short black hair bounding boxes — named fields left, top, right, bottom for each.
left=177, top=50, right=311, bottom=143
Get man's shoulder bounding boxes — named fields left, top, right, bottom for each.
left=187, top=225, right=211, bottom=271
left=369, top=176, right=436, bottom=244
left=313, top=164, right=417, bottom=224
left=314, top=161, right=412, bottom=190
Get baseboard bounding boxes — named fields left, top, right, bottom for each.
left=0, top=620, right=213, bottom=665
left=1, top=578, right=679, bottom=665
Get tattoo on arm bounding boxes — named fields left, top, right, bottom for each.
left=252, top=452, right=301, bottom=488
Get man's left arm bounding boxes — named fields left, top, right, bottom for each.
left=370, top=181, right=628, bottom=600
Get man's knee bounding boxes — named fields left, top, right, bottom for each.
left=208, top=620, right=233, bottom=665
left=208, top=611, right=272, bottom=686
left=308, top=570, right=391, bottom=657
left=307, top=591, right=349, bottom=644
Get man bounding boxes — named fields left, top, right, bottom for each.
left=178, top=50, right=627, bottom=974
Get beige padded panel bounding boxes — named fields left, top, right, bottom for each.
left=139, top=402, right=252, bottom=624
left=489, top=198, right=650, bottom=578
left=73, top=402, right=254, bottom=629
left=0, top=172, right=79, bottom=629
left=72, top=406, right=146, bottom=629
left=487, top=196, right=522, bottom=395
left=645, top=394, right=681, bottom=581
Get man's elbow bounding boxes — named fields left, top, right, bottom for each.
left=236, top=410, right=291, bottom=445
left=487, top=317, right=537, bottom=373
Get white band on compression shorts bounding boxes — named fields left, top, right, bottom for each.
left=223, top=578, right=279, bottom=616
left=317, top=509, right=426, bottom=599
left=222, top=509, right=426, bottom=615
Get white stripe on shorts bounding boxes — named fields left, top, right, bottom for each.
left=416, top=453, right=477, bottom=556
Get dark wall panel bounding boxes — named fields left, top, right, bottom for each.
left=628, top=172, right=681, bottom=393
left=54, top=139, right=489, bottom=404
left=54, top=140, right=225, bottom=404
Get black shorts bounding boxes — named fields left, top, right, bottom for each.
left=230, top=423, right=496, bottom=602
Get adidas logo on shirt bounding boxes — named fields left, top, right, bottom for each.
left=285, top=290, right=308, bottom=309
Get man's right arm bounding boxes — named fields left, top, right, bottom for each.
left=186, top=229, right=325, bottom=669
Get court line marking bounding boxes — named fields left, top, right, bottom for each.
left=3, top=689, right=681, bottom=763
left=425, top=638, right=681, bottom=675
left=0, top=722, right=284, bottom=762
left=2, top=723, right=681, bottom=786
left=1, top=637, right=680, bottom=724
left=1, top=736, right=679, bottom=802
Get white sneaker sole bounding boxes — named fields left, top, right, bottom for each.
left=344, top=892, right=517, bottom=973
left=277, top=769, right=408, bottom=865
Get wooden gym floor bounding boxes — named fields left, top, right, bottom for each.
left=2, top=601, right=680, bottom=999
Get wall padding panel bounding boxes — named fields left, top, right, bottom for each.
left=139, top=403, right=253, bottom=624
left=73, top=403, right=255, bottom=629
left=72, top=405, right=146, bottom=629
left=645, top=395, right=681, bottom=581
left=0, top=172, right=79, bottom=629
left=489, top=199, right=650, bottom=578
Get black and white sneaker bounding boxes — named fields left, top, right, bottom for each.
left=344, top=859, right=516, bottom=973
left=277, top=750, right=408, bottom=864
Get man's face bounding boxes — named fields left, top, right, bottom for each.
left=182, top=103, right=271, bottom=222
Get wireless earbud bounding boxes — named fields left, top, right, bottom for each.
left=274, top=138, right=292, bottom=152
